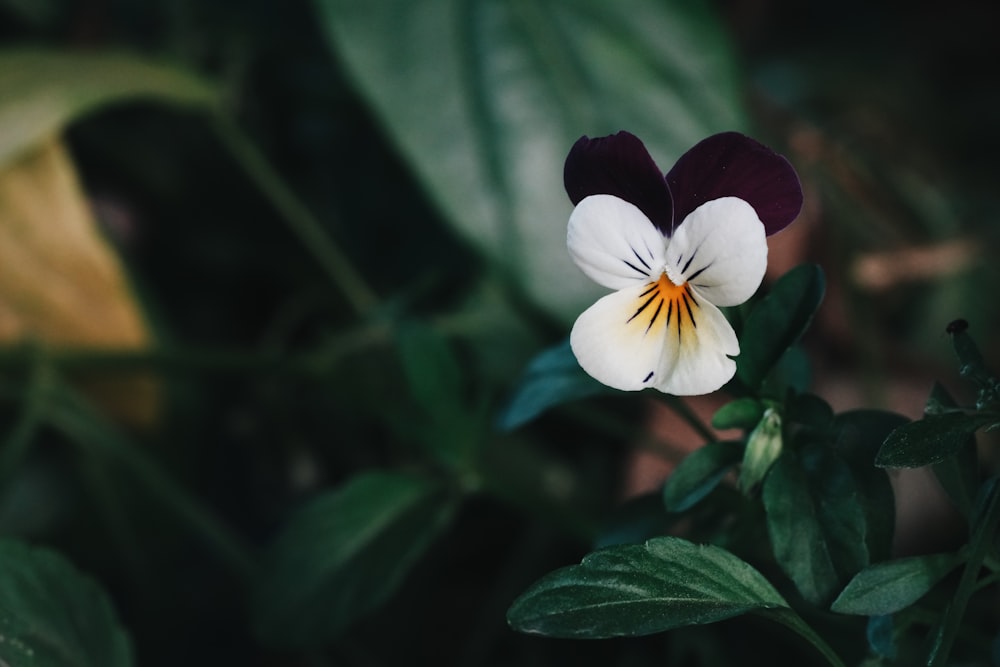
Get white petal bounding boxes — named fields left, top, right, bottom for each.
left=665, top=197, right=767, bottom=307
left=570, top=281, right=680, bottom=391
left=571, top=276, right=740, bottom=396
left=567, top=194, right=666, bottom=290
left=650, top=294, right=739, bottom=396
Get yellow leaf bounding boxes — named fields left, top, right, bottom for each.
left=0, top=136, right=157, bottom=426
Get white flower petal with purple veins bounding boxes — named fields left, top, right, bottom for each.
left=567, top=194, right=666, bottom=290
left=570, top=280, right=680, bottom=392
left=649, top=297, right=740, bottom=395
left=665, top=197, right=768, bottom=307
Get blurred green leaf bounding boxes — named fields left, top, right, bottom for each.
left=316, top=0, right=747, bottom=322
left=830, top=552, right=961, bottom=616
left=662, top=440, right=743, bottom=512
left=763, top=443, right=868, bottom=606
left=876, top=412, right=1000, bottom=468
left=0, top=539, right=133, bottom=667
left=496, top=339, right=611, bottom=431
left=507, top=536, right=787, bottom=638
left=397, top=323, right=463, bottom=414
left=711, top=397, right=763, bottom=430
left=395, top=323, right=480, bottom=468
left=866, top=615, right=896, bottom=661
left=0, top=48, right=217, bottom=165
left=832, top=410, right=905, bottom=563
left=252, top=470, right=457, bottom=649
left=737, top=264, right=825, bottom=392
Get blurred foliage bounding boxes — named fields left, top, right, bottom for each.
left=0, top=0, right=999, bottom=666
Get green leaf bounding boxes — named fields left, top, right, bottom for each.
left=395, top=323, right=481, bottom=467
left=252, top=470, right=457, bottom=648
left=662, top=440, right=743, bottom=513
left=316, top=0, right=747, bottom=322
left=496, top=339, right=611, bottom=431
left=876, top=411, right=1000, bottom=468
left=507, top=536, right=788, bottom=638
left=950, top=328, right=991, bottom=387
left=594, top=493, right=675, bottom=549
left=763, top=443, right=869, bottom=606
left=787, top=393, right=834, bottom=430
left=0, top=48, right=217, bottom=165
left=0, top=539, right=133, bottom=667
left=830, top=552, right=961, bottom=616
left=832, top=410, right=905, bottom=564
left=396, top=322, right=463, bottom=416
left=926, top=384, right=979, bottom=517
left=737, top=264, right=825, bottom=392
left=866, top=615, right=896, bottom=661
left=711, top=398, right=763, bottom=430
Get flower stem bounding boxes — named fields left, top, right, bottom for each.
left=46, top=381, right=257, bottom=580
left=763, top=609, right=847, bottom=667
left=927, top=477, right=1000, bottom=666
left=212, top=114, right=380, bottom=318
left=653, top=393, right=716, bottom=443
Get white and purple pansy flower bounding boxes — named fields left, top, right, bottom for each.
left=565, top=131, right=803, bottom=396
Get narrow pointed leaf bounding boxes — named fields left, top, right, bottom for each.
left=831, top=552, right=962, bottom=616
left=0, top=539, right=133, bottom=667
left=508, top=536, right=788, bottom=638
left=253, top=471, right=457, bottom=648
left=496, top=339, right=612, bottom=431
left=737, top=264, right=825, bottom=391
left=711, top=397, right=763, bottom=430
left=926, top=383, right=979, bottom=517
left=876, top=412, right=1000, bottom=468
left=316, top=0, right=746, bottom=321
left=662, top=440, right=743, bottom=512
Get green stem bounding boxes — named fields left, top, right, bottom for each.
left=0, top=322, right=389, bottom=377
left=212, top=114, right=380, bottom=317
left=764, top=609, right=847, bottom=667
left=927, top=477, right=1000, bottom=666
left=652, top=393, right=716, bottom=443
left=46, top=383, right=257, bottom=580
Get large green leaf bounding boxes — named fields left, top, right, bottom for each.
left=0, top=49, right=217, bottom=165
left=832, top=410, right=905, bottom=563
left=876, top=411, right=1000, bottom=468
left=763, top=443, right=869, bottom=606
left=252, top=470, right=457, bottom=648
left=736, top=263, right=825, bottom=392
left=316, top=0, right=747, bottom=321
left=507, top=536, right=788, bottom=638
left=830, top=552, right=962, bottom=616
left=0, top=539, right=133, bottom=667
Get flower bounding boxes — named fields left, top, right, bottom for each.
left=565, top=131, right=803, bottom=395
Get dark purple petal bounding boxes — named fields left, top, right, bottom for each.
left=564, top=131, right=674, bottom=233
left=665, top=132, right=803, bottom=236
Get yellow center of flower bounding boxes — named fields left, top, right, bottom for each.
left=627, top=273, right=700, bottom=341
